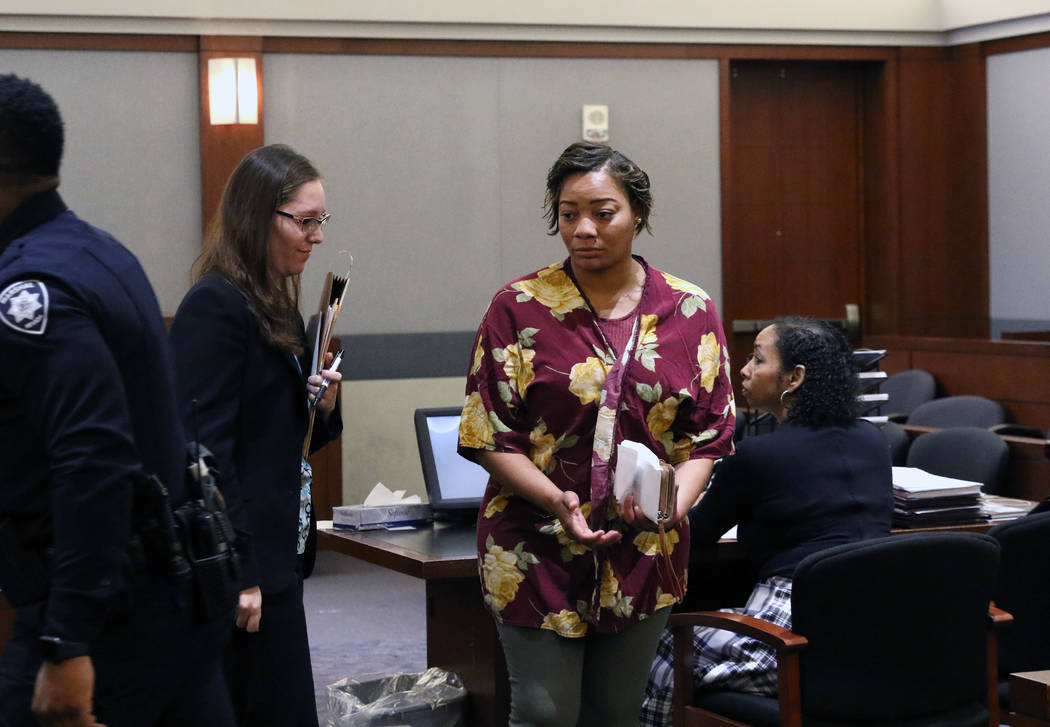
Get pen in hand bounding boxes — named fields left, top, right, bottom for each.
left=310, top=349, right=343, bottom=410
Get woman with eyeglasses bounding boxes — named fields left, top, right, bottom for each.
left=169, top=144, right=342, bottom=727
left=639, top=317, right=893, bottom=726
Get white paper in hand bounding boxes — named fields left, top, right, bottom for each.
left=614, top=440, right=663, bottom=522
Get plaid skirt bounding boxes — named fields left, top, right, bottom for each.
left=639, top=575, right=793, bottom=727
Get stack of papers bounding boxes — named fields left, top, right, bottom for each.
left=980, top=494, right=1036, bottom=522
left=892, top=466, right=984, bottom=527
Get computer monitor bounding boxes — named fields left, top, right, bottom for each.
left=414, top=407, right=490, bottom=520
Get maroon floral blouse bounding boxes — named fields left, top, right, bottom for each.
left=458, top=257, right=735, bottom=636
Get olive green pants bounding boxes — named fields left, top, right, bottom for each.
left=495, top=607, right=671, bottom=727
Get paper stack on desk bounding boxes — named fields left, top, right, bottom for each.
left=980, top=493, right=1036, bottom=522
left=333, top=482, right=432, bottom=530
left=891, top=466, right=984, bottom=527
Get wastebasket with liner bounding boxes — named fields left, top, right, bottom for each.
left=327, top=667, right=467, bottom=727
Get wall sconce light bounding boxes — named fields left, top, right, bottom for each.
left=208, top=57, right=258, bottom=125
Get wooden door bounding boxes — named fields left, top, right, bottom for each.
left=723, top=61, right=865, bottom=368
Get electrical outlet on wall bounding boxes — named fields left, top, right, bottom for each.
left=582, top=104, right=609, bottom=142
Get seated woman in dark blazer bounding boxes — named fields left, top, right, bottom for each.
left=639, top=316, right=893, bottom=726
left=170, top=144, right=342, bottom=727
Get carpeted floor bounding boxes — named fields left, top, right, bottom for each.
left=304, top=549, right=428, bottom=725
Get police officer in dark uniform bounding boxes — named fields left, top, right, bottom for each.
left=0, top=75, right=235, bottom=726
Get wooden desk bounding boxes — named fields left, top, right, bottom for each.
left=318, top=525, right=507, bottom=727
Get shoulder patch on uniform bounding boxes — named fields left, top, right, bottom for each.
left=0, top=280, right=49, bottom=336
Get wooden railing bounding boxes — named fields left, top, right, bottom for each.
left=865, top=335, right=1050, bottom=431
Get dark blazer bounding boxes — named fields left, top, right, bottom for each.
left=691, top=420, right=893, bottom=580
left=169, top=273, right=341, bottom=595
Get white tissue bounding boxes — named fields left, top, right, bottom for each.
left=362, top=482, right=422, bottom=506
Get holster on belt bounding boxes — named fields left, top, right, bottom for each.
left=177, top=443, right=241, bottom=623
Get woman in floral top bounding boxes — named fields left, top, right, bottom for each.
left=458, top=142, right=735, bottom=726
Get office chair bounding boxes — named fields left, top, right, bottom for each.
left=905, top=426, right=1009, bottom=494
left=880, top=369, right=936, bottom=422
left=989, top=422, right=1045, bottom=439
left=880, top=420, right=910, bottom=465
left=734, top=409, right=747, bottom=443
left=988, top=511, right=1050, bottom=708
left=906, top=395, right=1006, bottom=429
left=737, top=410, right=777, bottom=442
left=671, top=533, right=1008, bottom=727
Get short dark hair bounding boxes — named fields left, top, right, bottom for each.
left=772, top=316, right=858, bottom=428
left=0, top=74, right=63, bottom=180
left=544, top=142, right=652, bottom=236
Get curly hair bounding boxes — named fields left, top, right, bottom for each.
left=773, top=316, right=858, bottom=428
left=543, top=142, right=652, bottom=236
left=0, top=74, right=63, bottom=180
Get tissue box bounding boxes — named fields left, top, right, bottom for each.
left=332, top=503, right=433, bottom=530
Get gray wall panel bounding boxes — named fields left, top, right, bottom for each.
left=987, top=46, right=1050, bottom=331
left=1, top=50, right=201, bottom=315
left=264, top=53, right=722, bottom=341
left=342, top=331, right=476, bottom=379
left=497, top=57, right=722, bottom=306
left=265, top=54, right=503, bottom=336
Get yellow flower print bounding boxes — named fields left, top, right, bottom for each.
left=482, top=543, right=526, bottom=611
left=599, top=561, right=620, bottom=608
left=666, top=437, right=694, bottom=465
left=635, top=314, right=661, bottom=372
left=530, top=426, right=557, bottom=473
left=501, top=343, right=536, bottom=396
left=663, top=428, right=719, bottom=464
left=459, top=391, right=495, bottom=449
left=661, top=272, right=709, bottom=318
left=638, top=314, right=659, bottom=347
left=597, top=562, right=635, bottom=617
left=540, top=609, right=588, bottom=638
left=646, top=396, right=680, bottom=442
left=471, top=338, right=483, bottom=376
left=540, top=502, right=592, bottom=560
left=697, top=332, right=721, bottom=393
left=661, top=272, right=709, bottom=299
left=569, top=357, right=611, bottom=406
left=655, top=589, right=677, bottom=610
left=513, top=268, right=585, bottom=317
left=484, top=493, right=510, bottom=518
left=528, top=421, right=580, bottom=476
left=634, top=528, right=680, bottom=557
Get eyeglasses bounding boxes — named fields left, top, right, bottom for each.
left=275, top=209, right=331, bottom=235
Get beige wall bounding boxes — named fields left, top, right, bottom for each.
left=3, top=0, right=942, bottom=29
left=0, top=48, right=201, bottom=315
left=6, top=1, right=1050, bottom=45
left=265, top=53, right=723, bottom=332
left=340, top=377, right=466, bottom=506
